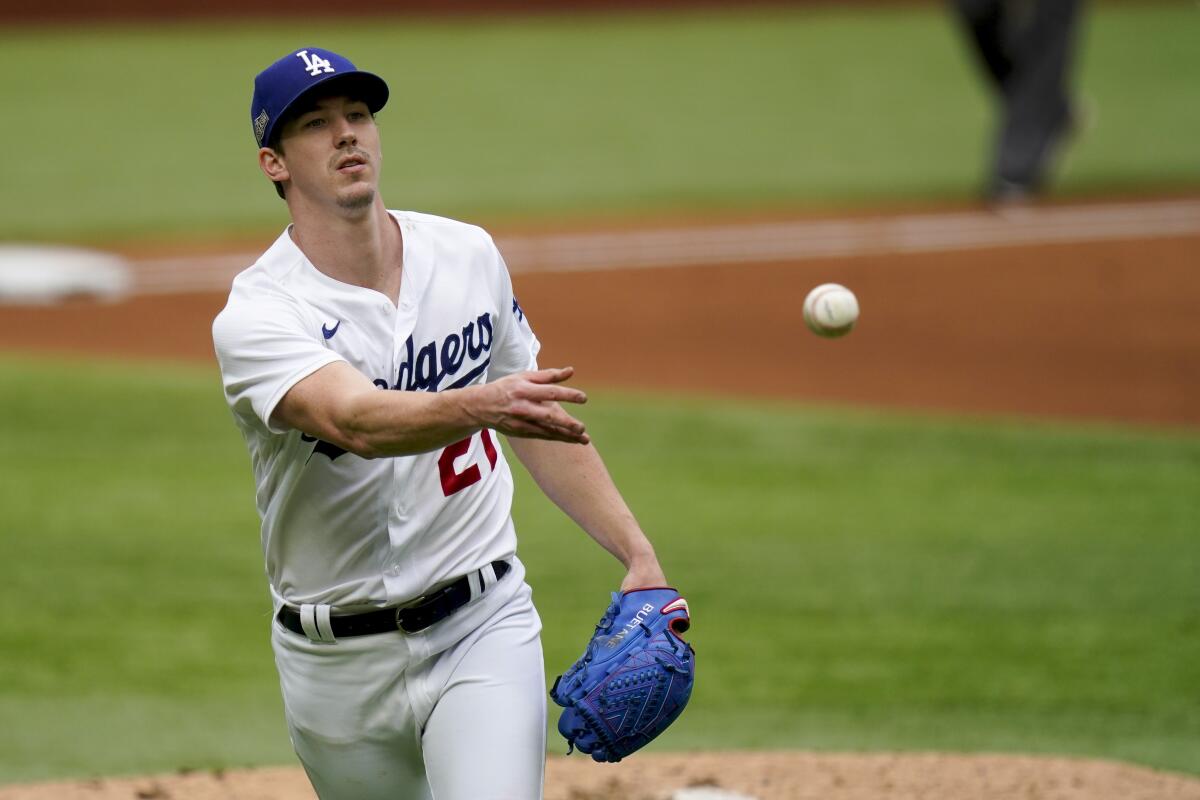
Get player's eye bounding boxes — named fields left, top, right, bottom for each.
left=304, top=117, right=325, bottom=129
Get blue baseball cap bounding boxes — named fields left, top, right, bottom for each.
left=251, top=47, right=389, bottom=148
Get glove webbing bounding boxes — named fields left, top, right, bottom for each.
left=568, top=637, right=690, bottom=757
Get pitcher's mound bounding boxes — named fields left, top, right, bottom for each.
left=2, top=752, right=1199, bottom=800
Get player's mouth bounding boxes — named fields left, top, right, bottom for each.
left=336, top=154, right=369, bottom=174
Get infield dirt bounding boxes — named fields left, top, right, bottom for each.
left=2, top=752, right=1200, bottom=800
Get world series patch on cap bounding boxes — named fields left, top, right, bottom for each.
left=250, top=47, right=390, bottom=148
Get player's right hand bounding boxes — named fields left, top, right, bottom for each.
left=474, top=366, right=590, bottom=445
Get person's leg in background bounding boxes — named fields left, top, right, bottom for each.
left=992, top=0, right=1084, bottom=199
left=951, top=0, right=1086, bottom=200
left=953, top=0, right=1012, bottom=92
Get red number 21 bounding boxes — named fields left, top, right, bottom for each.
left=438, top=429, right=499, bottom=497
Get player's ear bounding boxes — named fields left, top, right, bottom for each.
left=259, top=147, right=290, bottom=184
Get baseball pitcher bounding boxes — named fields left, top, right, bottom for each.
left=212, top=48, right=693, bottom=799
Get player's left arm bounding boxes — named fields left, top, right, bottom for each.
left=483, top=233, right=663, bottom=587
left=505, top=436, right=667, bottom=591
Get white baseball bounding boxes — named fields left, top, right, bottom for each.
left=803, top=283, right=859, bottom=338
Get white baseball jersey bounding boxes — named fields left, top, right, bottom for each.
left=212, top=210, right=540, bottom=611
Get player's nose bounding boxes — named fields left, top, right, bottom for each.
left=333, top=118, right=357, bottom=147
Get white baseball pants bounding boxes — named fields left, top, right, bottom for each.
left=270, top=572, right=546, bottom=799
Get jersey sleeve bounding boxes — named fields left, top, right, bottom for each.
left=486, top=239, right=542, bottom=380
left=212, top=287, right=346, bottom=435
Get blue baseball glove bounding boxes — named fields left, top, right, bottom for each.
left=549, top=587, right=695, bottom=763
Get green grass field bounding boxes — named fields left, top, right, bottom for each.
left=2, top=2, right=1198, bottom=243
left=1, top=355, right=1197, bottom=782
left=3, top=0, right=1199, bottom=788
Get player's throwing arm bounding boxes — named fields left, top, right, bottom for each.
left=273, top=364, right=590, bottom=459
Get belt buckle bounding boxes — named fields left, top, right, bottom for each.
left=394, top=593, right=427, bottom=633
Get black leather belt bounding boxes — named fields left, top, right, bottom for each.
left=277, top=560, right=510, bottom=638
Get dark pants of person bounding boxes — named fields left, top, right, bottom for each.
left=952, top=0, right=1084, bottom=197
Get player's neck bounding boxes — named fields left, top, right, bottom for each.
left=288, top=197, right=403, bottom=303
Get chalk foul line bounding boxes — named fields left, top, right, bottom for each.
left=125, top=198, right=1200, bottom=295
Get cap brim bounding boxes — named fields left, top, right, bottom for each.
left=261, top=71, right=390, bottom=149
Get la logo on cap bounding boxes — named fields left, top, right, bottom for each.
left=297, top=50, right=335, bottom=77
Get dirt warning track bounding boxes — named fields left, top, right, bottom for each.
left=2, top=198, right=1198, bottom=428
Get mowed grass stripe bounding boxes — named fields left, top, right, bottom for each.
left=1, top=355, right=1197, bottom=780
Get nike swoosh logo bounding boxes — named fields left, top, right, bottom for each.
left=322, top=321, right=341, bottom=340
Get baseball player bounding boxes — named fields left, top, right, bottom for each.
left=212, top=47, right=671, bottom=799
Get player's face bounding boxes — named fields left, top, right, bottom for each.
left=275, top=95, right=382, bottom=211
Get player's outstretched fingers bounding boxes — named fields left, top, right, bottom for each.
left=519, top=367, right=587, bottom=405
left=527, top=366, right=576, bottom=384
left=533, top=385, right=587, bottom=406
left=549, top=410, right=589, bottom=444
left=509, top=401, right=589, bottom=444
left=530, top=405, right=589, bottom=444
left=473, top=370, right=589, bottom=443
